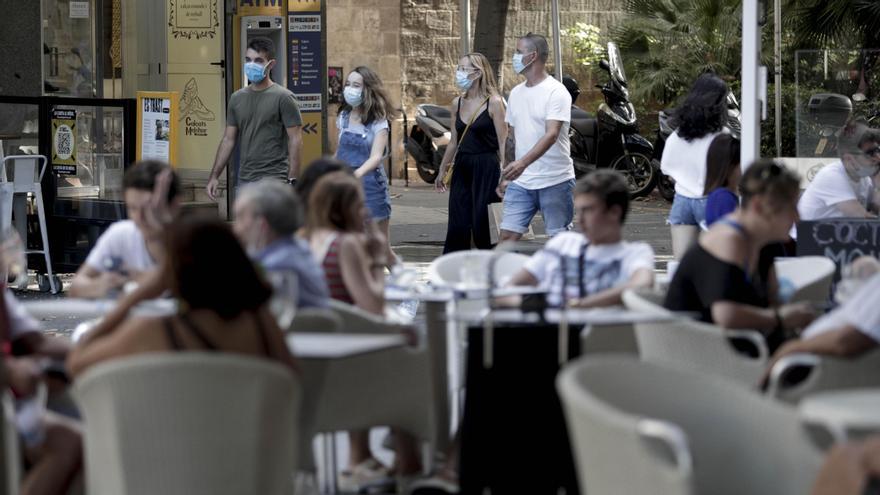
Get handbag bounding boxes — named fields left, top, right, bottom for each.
left=443, top=96, right=491, bottom=187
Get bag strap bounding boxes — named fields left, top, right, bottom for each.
left=456, top=96, right=491, bottom=149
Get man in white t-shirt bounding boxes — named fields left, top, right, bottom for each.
left=766, top=270, right=880, bottom=370
left=506, top=170, right=655, bottom=307
left=69, top=161, right=181, bottom=298
left=497, top=32, right=575, bottom=241
left=795, top=125, right=880, bottom=237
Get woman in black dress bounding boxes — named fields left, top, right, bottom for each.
left=436, top=52, right=507, bottom=253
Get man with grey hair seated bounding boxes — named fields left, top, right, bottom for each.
left=233, top=179, right=329, bottom=308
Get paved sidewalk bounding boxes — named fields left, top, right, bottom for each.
left=389, top=182, right=673, bottom=265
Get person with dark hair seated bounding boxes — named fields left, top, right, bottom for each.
left=70, top=160, right=181, bottom=299
left=507, top=169, right=655, bottom=307
left=703, top=134, right=742, bottom=227
left=665, top=160, right=818, bottom=351
left=67, top=210, right=298, bottom=377
left=294, top=157, right=351, bottom=215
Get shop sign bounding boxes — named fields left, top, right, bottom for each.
left=328, top=67, right=343, bottom=105
left=797, top=218, right=880, bottom=284
left=288, top=0, right=325, bottom=165
left=51, top=109, right=77, bottom=175
left=137, top=92, right=179, bottom=166
left=69, top=1, right=89, bottom=18
left=169, top=0, right=220, bottom=39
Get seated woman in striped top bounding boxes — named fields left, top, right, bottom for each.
left=304, top=171, right=420, bottom=491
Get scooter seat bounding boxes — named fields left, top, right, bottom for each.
left=571, top=106, right=597, bottom=138
left=420, top=104, right=452, bottom=130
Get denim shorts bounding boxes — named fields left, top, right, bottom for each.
left=500, top=179, right=574, bottom=236
left=668, top=193, right=708, bottom=226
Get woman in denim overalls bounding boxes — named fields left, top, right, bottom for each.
left=335, top=66, right=398, bottom=265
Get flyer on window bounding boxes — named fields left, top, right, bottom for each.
left=137, top=91, right=179, bottom=165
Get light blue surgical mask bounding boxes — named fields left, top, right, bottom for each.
left=244, top=61, right=267, bottom=84
left=455, top=70, right=474, bottom=91
left=344, top=86, right=363, bottom=107
left=512, top=52, right=534, bottom=74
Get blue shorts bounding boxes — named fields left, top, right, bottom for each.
left=500, top=179, right=574, bottom=236
left=668, top=193, right=707, bottom=226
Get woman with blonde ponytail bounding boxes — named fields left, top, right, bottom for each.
left=436, top=53, right=507, bottom=252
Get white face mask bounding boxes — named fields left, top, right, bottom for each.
left=343, top=86, right=363, bottom=107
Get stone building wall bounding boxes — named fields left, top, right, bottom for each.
left=326, top=0, right=624, bottom=181
left=326, top=0, right=404, bottom=172
left=401, top=0, right=626, bottom=112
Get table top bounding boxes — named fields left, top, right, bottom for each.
left=287, top=332, right=408, bottom=359
left=24, top=298, right=177, bottom=320
left=453, top=307, right=682, bottom=326
left=384, top=285, right=546, bottom=303
left=799, top=388, right=880, bottom=432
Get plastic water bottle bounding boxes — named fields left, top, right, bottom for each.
left=777, top=277, right=796, bottom=304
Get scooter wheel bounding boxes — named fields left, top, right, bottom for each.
left=416, top=161, right=439, bottom=184
left=611, top=153, right=656, bottom=199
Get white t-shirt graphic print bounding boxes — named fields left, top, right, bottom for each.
left=523, top=232, right=655, bottom=306
left=505, top=76, right=575, bottom=190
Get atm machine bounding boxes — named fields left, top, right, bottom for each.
left=240, top=16, right=286, bottom=87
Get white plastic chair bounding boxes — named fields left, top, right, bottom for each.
left=634, top=319, right=768, bottom=385
left=766, top=349, right=880, bottom=403
left=774, top=256, right=836, bottom=304
left=1, top=155, right=57, bottom=293
left=73, top=353, right=301, bottom=495
left=427, top=250, right=530, bottom=289
left=2, top=392, right=21, bottom=495
left=622, top=287, right=671, bottom=315
left=557, top=356, right=822, bottom=495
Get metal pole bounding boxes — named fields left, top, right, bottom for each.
left=774, top=0, right=782, bottom=157
left=551, top=0, right=563, bottom=80
left=741, top=0, right=761, bottom=169
left=460, top=0, right=470, bottom=56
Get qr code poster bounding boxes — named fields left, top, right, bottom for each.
left=51, top=108, right=77, bottom=174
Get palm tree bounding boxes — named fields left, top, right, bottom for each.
left=786, top=0, right=880, bottom=50
left=473, top=0, right=511, bottom=79
left=612, top=0, right=743, bottom=105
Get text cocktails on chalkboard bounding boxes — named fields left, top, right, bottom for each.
left=796, top=218, right=880, bottom=281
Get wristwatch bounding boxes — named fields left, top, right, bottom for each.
left=286, top=178, right=298, bottom=186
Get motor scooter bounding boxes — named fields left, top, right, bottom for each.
left=567, top=42, right=656, bottom=198
left=405, top=104, right=452, bottom=184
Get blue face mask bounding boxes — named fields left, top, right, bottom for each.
left=344, top=86, right=363, bottom=107
left=455, top=70, right=474, bottom=90
left=245, top=61, right=267, bottom=84
left=512, top=52, right=534, bottom=74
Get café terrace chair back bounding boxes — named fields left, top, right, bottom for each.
left=766, top=349, right=880, bottom=403
left=557, top=356, right=822, bottom=495
left=1, top=392, right=20, bottom=495
left=774, top=256, right=836, bottom=304
left=622, top=287, right=671, bottom=315
left=634, top=319, right=768, bottom=385
left=73, top=354, right=301, bottom=495
left=288, top=307, right=342, bottom=333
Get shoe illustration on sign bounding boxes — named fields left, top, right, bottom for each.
left=179, top=78, right=216, bottom=122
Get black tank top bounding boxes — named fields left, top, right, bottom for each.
left=163, top=312, right=273, bottom=357
left=455, top=98, right=499, bottom=155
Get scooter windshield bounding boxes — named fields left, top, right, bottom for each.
left=607, top=42, right=628, bottom=88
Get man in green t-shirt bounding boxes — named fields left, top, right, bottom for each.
left=206, top=37, right=303, bottom=200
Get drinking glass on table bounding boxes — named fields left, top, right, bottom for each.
left=267, top=271, right=298, bottom=330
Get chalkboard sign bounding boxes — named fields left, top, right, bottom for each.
left=796, top=219, right=880, bottom=281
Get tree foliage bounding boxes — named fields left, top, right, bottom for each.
left=611, top=0, right=743, bottom=105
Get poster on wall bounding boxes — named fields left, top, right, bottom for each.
left=328, top=67, right=343, bottom=105
left=169, top=0, right=220, bottom=39
left=51, top=108, right=77, bottom=175
left=137, top=92, right=179, bottom=165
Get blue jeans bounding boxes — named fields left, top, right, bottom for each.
left=668, top=193, right=707, bottom=226
left=500, top=179, right=574, bottom=236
